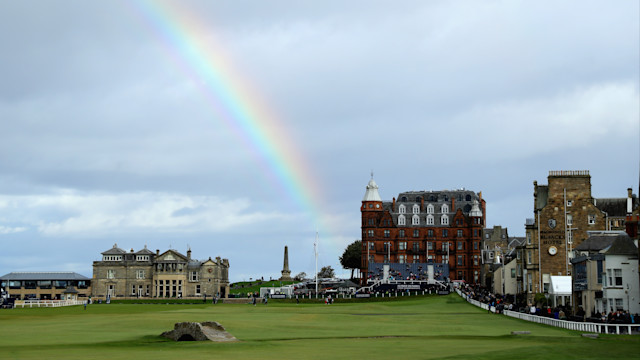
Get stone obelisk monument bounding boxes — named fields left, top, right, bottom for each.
left=279, top=246, right=293, bottom=281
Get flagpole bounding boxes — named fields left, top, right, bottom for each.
left=315, top=230, right=318, bottom=299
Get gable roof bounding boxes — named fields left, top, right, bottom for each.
left=155, top=249, right=188, bottom=262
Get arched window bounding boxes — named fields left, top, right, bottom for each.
left=443, top=195, right=449, bottom=201
left=465, top=194, right=472, bottom=201
left=412, top=215, right=420, bottom=225
left=426, top=204, right=434, bottom=214
left=400, top=196, right=408, bottom=202
left=398, top=215, right=406, bottom=225
left=426, top=215, right=434, bottom=225
left=429, top=195, right=436, bottom=201
left=441, top=215, right=449, bottom=225
left=399, top=204, right=406, bottom=214
left=441, top=204, right=449, bottom=213
left=412, top=204, right=420, bottom=214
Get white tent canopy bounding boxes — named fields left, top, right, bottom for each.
left=549, top=276, right=572, bottom=307
left=549, top=276, right=572, bottom=295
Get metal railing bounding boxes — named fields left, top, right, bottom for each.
left=455, top=289, right=639, bottom=335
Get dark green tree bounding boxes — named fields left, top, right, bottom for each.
left=339, top=240, right=362, bottom=280
left=294, top=272, right=307, bottom=281
left=317, top=265, right=335, bottom=279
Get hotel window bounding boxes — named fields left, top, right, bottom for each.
left=457, top=255, right=464, bottom=266
left=427, top=241, right=433, bottom=250
left=399, top=229, right=405, bottom=238
left=384, top=230, right=390, bottom=238
left=107, top=269, right=115, bottom=279
left=526, top=233, right=531, bottom=245
left=474, top=241, right=478, bottom=250
left=567, top=214, right=573, bottom=226
left=399, top=242, right=407, bottom=250
left=615, top=298, right=624, bottom=310
left=441, top=215, right=449, bottom=225
left=588, top=214, right=596, bottom=225
left=383, top=242, right=391, bottom=252
left=368, top=242, right=375, bottom=250
left=614, top=269, right=622, bottom=286
left=131, top=284, right=136, bottom=295
left=399, top=205, right=406, bottom=214
left=442, top=254, right=449, bottom=264
left=136, top=270, right=145, bottom=279
left=368, top=218, right=374, bottom=226
left=473, top=255, right=478, bottom=266
left=441, top=204, right=449, bottom=213
left=368, top=255, right=375, bottom=263
left=442, top=229, right=448, bottom=237
left=457, top=241, right=463, bottom=250
left=195, top=285, right=201, bottom=295
left=190, top=271, right=199, bottom=282
left=412, top=215, right=420, bottom=225
left=426, top=215, right=434, bottom=225
left=474, top=270, right=479, bottom=283
left=398, top=215, right=406, bottom=226
left=413, top=242, right=420, bottom=252
left=426, top=204, right=434, bottom=214
left=473, top=229, right=478, bottom=237
left=413, top=255, right=420, bottom=263
left=442, top=242, right=449, bottom=251
left=428, top=229, right=434, bottom=237
left=383, top=255, right=390, bottom=263
left=413, top=229, right=419, bottom=238
left=457, top=230, right=463, bottom=237
left=412, top=204, right=420, bottom=214
left=398, top=255, right=406, bottom=264
left=527, top=250, right=532, bottom=264
left=368, top=230, right=374, bottom=237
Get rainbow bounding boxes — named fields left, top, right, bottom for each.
left=129, top=1, right=328, bottom=234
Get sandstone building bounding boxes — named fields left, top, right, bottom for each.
left=0, top=272, right=91, bottom=300
left=92, top=245, right=229, bottom=300
left=360, top=177, right=485, bottom=284
left=520, top=170, right=637, bottom=304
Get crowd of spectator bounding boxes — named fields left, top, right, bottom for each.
left=458, top=283, right=637, bottom=325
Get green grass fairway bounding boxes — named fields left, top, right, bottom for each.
left=1, top=295, right=638, bottom=359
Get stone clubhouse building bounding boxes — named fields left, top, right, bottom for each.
left=92, top=245, right=230, bottom=300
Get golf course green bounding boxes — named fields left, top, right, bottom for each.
left=0, top=294, right=637, bottom=359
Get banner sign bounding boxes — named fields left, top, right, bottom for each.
left=270, top=294, right=287, bottom=299
left=355, top=293, right=371, bottom=298
left=397, top=284, right=421, bottom=290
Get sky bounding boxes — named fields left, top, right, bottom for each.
left=0, top=1, right=638, bottom=283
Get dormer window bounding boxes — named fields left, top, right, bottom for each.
left=412, top=204, right=420, bottom=214
left=398, top=215, right=406, bottom=226
left=426, top=215, right=434, bottom=225
left=412, top=215, right=420, bottom=225
left=399, top=204, right=406, bottom=214
left=426, top=204, right=434, bottom=214
left=136, top=255, right=150, bottom=262
left=441, top=204, right=449, bottom=214
left=441, top=215, right=449, bottom=225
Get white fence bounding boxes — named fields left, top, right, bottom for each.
left=456, top=289, right=639, bottom=335
left=14, top=299, right=86, bottom=308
